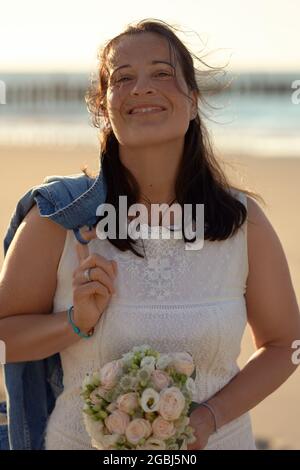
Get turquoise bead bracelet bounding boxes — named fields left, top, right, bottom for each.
left=67, top=305, right=94, bottom=339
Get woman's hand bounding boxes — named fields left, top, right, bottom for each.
left=72, top=227, right=118, bottom=334
left=187, top=404, right=216, bottom=450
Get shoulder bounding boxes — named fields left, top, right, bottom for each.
left=6, top=203, right=67, bottom=267
left=245, top=196, right=280, bottom=252
left=1, top=204, right=67, bottom=316
left=245, top=195, right=293, bottom=297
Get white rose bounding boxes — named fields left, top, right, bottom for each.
left=185, top=377, right=196, bottom=396
left=140, top=388, right=160, bottom=412
left=140, top=356, right=156, bottom=372
left=156, top=354, right=172, bottom=370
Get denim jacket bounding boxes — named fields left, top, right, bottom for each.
left=0, top=160, right=108, bottom=450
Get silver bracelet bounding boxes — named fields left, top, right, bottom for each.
left=199, top=402, right=218, bottom=433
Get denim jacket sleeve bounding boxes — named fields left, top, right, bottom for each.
left=0, top=168, right=107, bottom=450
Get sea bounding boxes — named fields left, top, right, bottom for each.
left=0, top=71, right=299, bottom=158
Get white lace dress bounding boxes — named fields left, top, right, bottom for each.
left=45, top=190, right=257, bottom=450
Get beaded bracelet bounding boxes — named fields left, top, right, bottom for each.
left=67, top=305, right=94, bottom=339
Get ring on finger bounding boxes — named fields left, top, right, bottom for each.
left=84, top=267, right=92, bottom=282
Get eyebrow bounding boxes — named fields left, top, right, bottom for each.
left=110, top=60, right=175, bottom=77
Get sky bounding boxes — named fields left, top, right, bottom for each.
left=0, top=0, right=299, bottom=72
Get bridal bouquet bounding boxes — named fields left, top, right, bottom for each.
left=81, top=345, right=198, bottom=450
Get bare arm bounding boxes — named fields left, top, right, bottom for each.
left=188, top=197, right=300, bottom=449
left=0, top=204, right=81, bottom=363
left=207, top=197, right=300, bottom=428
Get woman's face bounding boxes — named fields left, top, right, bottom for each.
left=105, top=32, right=197, bottom=148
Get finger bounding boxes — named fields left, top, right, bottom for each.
left=81, top=227, right=97, bottom=242
left=76, top=240, right=90, bottom=263
left=74, top=281, right=111, bottom=302
left=78, top=253, right=116, bottom=281
left=75, top=267, right=115, bottom=295
left=75, top=227, right=97, bottom=263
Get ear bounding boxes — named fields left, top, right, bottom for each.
left=189, top=90, right=198, bottom=120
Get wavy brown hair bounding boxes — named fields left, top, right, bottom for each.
left=84, top=18, right=263, bottom=258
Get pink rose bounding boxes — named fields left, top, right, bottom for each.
left=152, top=416, right=176, bottom=440
left=89, top=386, right=109, bottom=404
left=150, top=370, right=171, bottom=391
left=100, top=360, right=123, bottom=390
left=171, top=352, right=194, bottom=377
left=104, top=410, right=130, bottom=435
left=158, top=387, right=185, bottom=421
left=117, top=393, right=139, bottom=414
left=125, top=419, right=152, bottom=445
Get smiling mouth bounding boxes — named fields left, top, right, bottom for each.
left=128, top=106, right=167, bottom=116
left=129, top=109, right=166, bottom=117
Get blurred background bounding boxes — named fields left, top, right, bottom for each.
left=0, top=0, right=299, bottom=449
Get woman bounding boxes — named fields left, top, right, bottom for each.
left=0, top=19, right=299, bottom=450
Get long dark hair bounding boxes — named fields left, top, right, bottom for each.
left=84, top=18, right=263, bottom=258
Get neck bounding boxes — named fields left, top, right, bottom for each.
left=119, top=138, right=184, bottom=204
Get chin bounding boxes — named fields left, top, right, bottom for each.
left=120, top=132, right=182, bottom=147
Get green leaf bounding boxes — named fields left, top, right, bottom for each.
left=188, top=401, right=200, bottom=416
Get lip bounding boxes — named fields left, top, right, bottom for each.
left=127, top=104, right=167, bottom=115
left=129, top=108, right=167, bottom=117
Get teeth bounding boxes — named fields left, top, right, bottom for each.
left=131, top=107, right=163, bottom=114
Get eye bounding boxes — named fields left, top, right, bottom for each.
left=116, top=76, right=132, bottom=83
left=155, top=71, right=173, bottom=78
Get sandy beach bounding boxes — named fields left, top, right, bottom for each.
left=0, top=144, right=299, bottom=449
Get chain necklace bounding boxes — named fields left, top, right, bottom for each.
left=139, top=192, right=177, bottom=226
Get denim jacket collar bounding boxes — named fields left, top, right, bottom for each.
left=38, top=163, right=108, bottom=244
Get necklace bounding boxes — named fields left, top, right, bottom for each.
left=139, top=191, right=177, bottom=207
left=139, top=192, right=177, bottom=226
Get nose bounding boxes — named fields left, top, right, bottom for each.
left=130, top=75, right=156, bottom=96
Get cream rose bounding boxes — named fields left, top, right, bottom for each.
left=117, top=392, right=139, bottom=414
left=150, top=370, right=171, bottom=391
left=171, top=352, right=195, bottom=376
left=158, top=387, right=185, bottom=421
left=152, top=416, right=176, bottom=440
left=125, top=419, right=152, bottom=445
left=99, top=360, right=123, bottom=390
left=104, top=410, right=130, bottom=435
left=89, top=387, right=108, bottom=404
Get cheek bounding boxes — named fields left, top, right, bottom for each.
left=106, top=88, right=123, bottom=118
